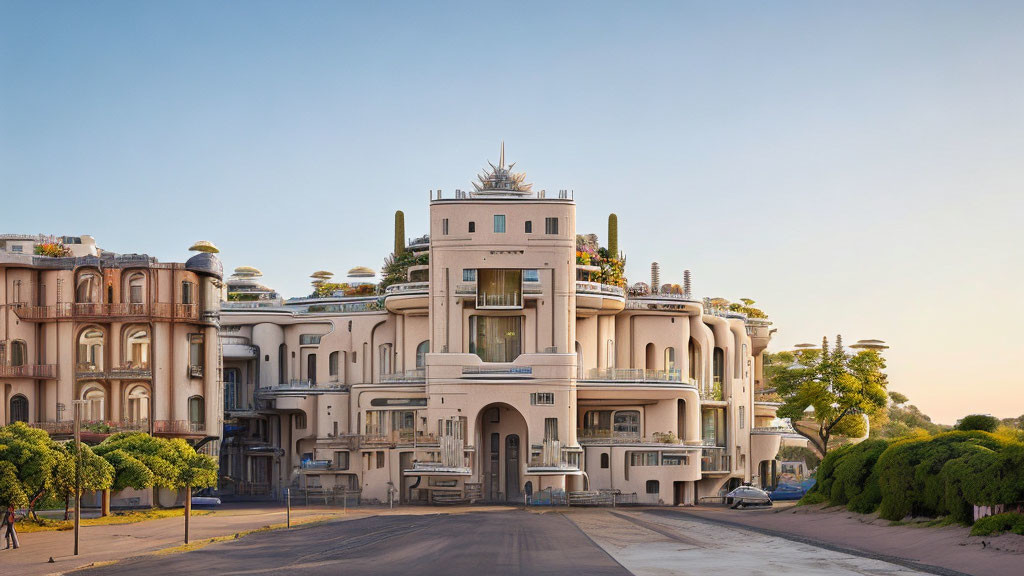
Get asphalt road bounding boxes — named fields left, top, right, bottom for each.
left=76, top=510, right=630, bottom=576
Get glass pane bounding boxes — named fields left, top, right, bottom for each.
left=477, top=269, right=522, bottom=308
left=470, top=316, right=522, bottom=362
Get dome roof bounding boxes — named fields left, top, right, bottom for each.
left=347, top=266, right=375, bottom=278
left=189, top=240, right=220, bottom=253
left=185, top=253, right=223, bottom=278
left=234, top=266, right=262, bottom=277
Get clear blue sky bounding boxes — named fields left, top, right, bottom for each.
left=2, top=1, right=1022, bottom=424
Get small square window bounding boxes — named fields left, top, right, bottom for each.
left=646, top=480, right=660, bottom=494
left=525, top=221, right=532, bottom=233
left=524, top=269, right=539, bottom=283
left=530, top=392, right=555, bottom=405
left=493, top=215, right=506, bottom=233
left=463, top=269, right=477, bottom=282
left=468, top=221, right=476, bottom=233
left=295, top=413, right=307, bottom=429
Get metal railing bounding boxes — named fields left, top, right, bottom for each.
left=384, top=282, right=429, bottom=295
left=0, top=364, right=57, bottom=379
left=574, top=281, right=625, bottom=297
left=462, top=365, right=532, bottom=375
left=477, top=291, right=522, bottom=308
left=576, top=430, right=689, bottom=445
left=699, top=381, right=724, bottom=401
left=380, top=369, right=426, bottom=383
left=583, top=368, right=693, bottom=384
left=700, top=447, right=731, bottom=472
left=30, top=419, right=205, bottom=436
left=12, top=301, right=201, bottom=321
left=361, top=431, right=437, bottom=447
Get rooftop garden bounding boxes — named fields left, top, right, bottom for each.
left=33, top=242, right=72, bottom=258
left=706, top=297, right=768, bottom=318
left=576, top=232, right=626, bottom=288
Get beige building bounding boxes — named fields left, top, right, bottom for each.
left=220, top=150, right=797, bottom=505
left=0, top=234, right=223, bottom=483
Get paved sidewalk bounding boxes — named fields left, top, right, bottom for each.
left=1, top=504, right=352, bottom=576
left=664, top=504, right=1024, bottom=576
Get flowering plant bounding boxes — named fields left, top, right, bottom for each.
left=34, top=242, right=72, bottom=257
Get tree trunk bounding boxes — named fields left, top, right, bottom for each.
left=64, top=493, right=70, bottom=521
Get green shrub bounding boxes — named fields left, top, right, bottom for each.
left=970, top=512, right=1024, bottom=536
left=877, top=431, right=1006, bottom=521
left=955, top=414, right=1000, bottom=433
left=798, top=491, right=829, bottom=505
left=829, top=440, right=889, bottom=510
left=942, top=442, right=1024, bottom=524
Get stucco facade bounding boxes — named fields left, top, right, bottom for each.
left=219, top=153, right=796, bottom=505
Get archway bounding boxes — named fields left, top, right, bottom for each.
left=645, top=343, right=656, bottom=371
left=476, top=403, right=528, bottom=502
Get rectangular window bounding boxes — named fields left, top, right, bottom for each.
left=613, top=410, right=640, bottom=436
left=739, top=406, right=745, bottom=429
left=468, top=221, right=475, bottom=233
left=376, top=451, right=385, bottom=468
left=391, top=410, right=415, bottom=440
left=530, top=392, right=555, bottom=405
left=523, top=269, right=539, bottom=283
left=583, top=410, right=612, bottom=435
left=295, top=412, right=307, bottom=429
left=463, top=269, right=477, bottom=282
left=188, top=334, right=204, bottom=370
left=545, top=217, right=559, bottom=235
left=334, top=451, right=349, bottom=470
left=11, top=245, right=22, bottom=253
left=299, top=334, right=322, bottom=345
left=365, top=410, right=386, bottom=435
left=476, top=268, right=522, bottom=308
left=329, top=352, right=338, bottom=376
left=493, top=214, right=506, bottom=233
left=662, top=454, right=688, bottom=466
left=544, top=417, right=558, bottom=441
left=181, top=281, right=195, bottom=305
left=469, top=315, right=523, bottom=362
left=525, top=220, right=532, bottom=233
left=646, top=480, right=660, bottom=494
left=702, top=408, right=726, bottom=446
left=442, top=218, right=449, bottom=235
left=629, top=452, right=658, bottom=466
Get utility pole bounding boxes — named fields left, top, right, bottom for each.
left=184, top=484, right=191, bottom=544
left=73, top=399, right=85, bottom=556
left=286, top=488, right=291, bottom=528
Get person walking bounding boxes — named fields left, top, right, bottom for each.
left=1, top=505, right=19, bottom=550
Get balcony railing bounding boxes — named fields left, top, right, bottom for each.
left=461, top=365, right=532, bottom=376
left=361, top=430, right=437, bottom=447
left=30, top=419, right=205, bottom=436
left=582, top=368, right=693, bottom=384
left=700, top=447, right=731, bottom=472
left=12, top=302, right=201, bottom=321
left=527, top=440, right=581, bottom=470
left=380, top=369, right=426, bottom=383
left=699, top=381, right=723, bottom=401
left=576, top=430, right=689, bottom=445
left=574, top=281, right=625, bottom=297
left=384, top=282, right=429, bottom=295
left=0, top=364, right=57, bottom=379
left=476, top=291, right=522, bottom=308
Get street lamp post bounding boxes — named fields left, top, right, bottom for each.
left=72, top=399, right=86, bottom=557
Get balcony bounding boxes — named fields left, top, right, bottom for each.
left=380, top=369, right=426, bottom=384
left=582, top=368, right=694, bottom=385
left=75, top=363, right=153, bottom=380
left=575, top=281, right=625, bottom=297
left=576, top=429, right=695, bottom=446
left=256, top=380, right=349, bottom=398
left=700, top=446, right=731, bottom=473
left=461, top=365, right=532, bottom=377
left=383, top=282, right=429, bottom=295
left=11, top=302, right=200, bottom=322
left=699, top=380, right=724, bottom=401
left=361, top=430, right=437, bottom=447
left=29, top=419, right=205, bottom=437
left=527, top=440, right=582, bottom=473
left=0, top=364, right=57, bottom=379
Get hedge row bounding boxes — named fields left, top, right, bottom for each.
left=801, top=431, right=1024, bottom=524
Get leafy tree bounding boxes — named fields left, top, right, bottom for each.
left=0, top=461, right=27, bottom=509
left=100, top=449, right=155, bottom=491
left=772, top=336, right=889, bottom=456
left=94, top=433, right=217, bottom=498
left=956, top=414, right=1000, bottom=433
left=873, top=391, right=948, bottom=439
left=53, top=443, right=114, bottom=520
left=0, top=422, right=61, bottom=518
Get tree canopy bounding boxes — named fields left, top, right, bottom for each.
left=771, top=336, right=889, bottom=455
left=955, top=414, right=1001, bottom=433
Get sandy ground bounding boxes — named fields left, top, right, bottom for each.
left=564, top=508, right=930, bottom=575
left=671, top=503, right=1024, bottom=576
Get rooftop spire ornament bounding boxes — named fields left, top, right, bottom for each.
left=472, top=142, right=533, bottom=195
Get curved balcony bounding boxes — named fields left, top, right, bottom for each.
left=383, top=282, right=429, bottom=312
left=575, top=281, right=625, bottom=315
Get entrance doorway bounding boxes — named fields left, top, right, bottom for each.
left=478, top=403, right=528, bottom=503
left=505, top=434, right=521, bottom=501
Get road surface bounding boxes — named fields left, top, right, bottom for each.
left=76, top=508, right=940, bottom=575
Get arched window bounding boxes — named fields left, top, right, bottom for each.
left=126, top=385, right=150, bottom=423
left=600, top=453, right=609, bottom=469
left=124, top=326, right=150, bottom=369
left=10, top=340, right=27, bottom=367
left=329, top=352, right=339, bottom=377
left=575, top=341, right=583, bottom=379
left=713, top=347, right=725, bottom=384
left=82, top=385, right=105, bottom=421
left=664, top=347, right=676, bottom=374
left=126, top=272, right=146, bottom=305
left=606, top=339, right=615, bottom=369
left=188, top=396, right=205, bottom=431
left=76, top=273, right=100, bottom=304
left=688, top=338, right=701, bottom=381
left=415, top=340, right=430, bottom=369
left=78, top=328, right=104, bottom=371
left=9, top=395, right=28, bottom=424
left=278, top=344, right=287, bottom=384
left=645, top=343, right=656, bottom=371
